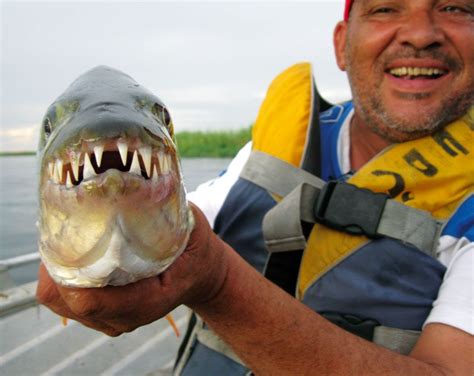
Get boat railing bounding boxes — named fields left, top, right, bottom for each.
left=0, top=251, right=40, bottom=269
left=0, top=251, right=41, bottom=317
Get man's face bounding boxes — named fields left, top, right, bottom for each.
left=334, top=0, right=474, bottom=142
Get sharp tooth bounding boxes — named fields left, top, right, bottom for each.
left=130, top=151, right=141, bottom=175
left=117, top=141, right=128, bottom=166
left=162, top=153, right=171, bottom=175
left=152, top=164, right=159, bottom=183
left=66, top=171, right=73, bottom=188
left=158, top=152, right=165, bottom=173
left=139, top=146, right=152, bottom=177
left=83, top=153, right=95, bottom=180
left=55, top=159, right=63, bottom=183
left=70, top=153, right=80, bottom=182
left=48, top=162, right=54, bottom=178
left=162, top=154, right=170, bottom=175
left=94, top=145, right=104, bottom=167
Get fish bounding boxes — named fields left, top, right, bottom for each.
left=37, top=66, right=194, bottom=288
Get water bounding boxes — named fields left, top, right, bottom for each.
left=0, top=155, right=231, bottom=285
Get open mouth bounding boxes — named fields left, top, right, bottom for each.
left=46, top=139, right=174, bottom=187
left=387, top=67, right=448, bottom=80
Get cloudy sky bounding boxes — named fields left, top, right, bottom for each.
left=1, top=0, right=351, bottom=151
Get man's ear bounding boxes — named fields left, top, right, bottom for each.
left=334, top=21, right=348, bottom=71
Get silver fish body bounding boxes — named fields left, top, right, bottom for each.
left=38, top=66, right=193, bottom=287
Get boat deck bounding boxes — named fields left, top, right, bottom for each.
left=0, top=280, right=189, bottom=375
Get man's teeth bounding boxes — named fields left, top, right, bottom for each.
left=47, top=140, right=173, bottom=187
left=389, top=67, right=446, bottom=77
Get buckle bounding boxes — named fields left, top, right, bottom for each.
left=314, top=181, right=388, bottom=237
left=321, top=312, right=379, bottom=341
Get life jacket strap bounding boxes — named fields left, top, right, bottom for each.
left=321, top=312, right=420, bottom=354
left=240, top=150, right=443, bottom=257
left=373, top=326, right=420, bottom=355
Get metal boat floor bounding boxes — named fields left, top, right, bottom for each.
left=0, top=282, right=189, bottom=376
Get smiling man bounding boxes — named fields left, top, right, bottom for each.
left=37, top=1, right=473, bottom=375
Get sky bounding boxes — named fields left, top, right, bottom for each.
left=1, top=0, right=351, bottom=152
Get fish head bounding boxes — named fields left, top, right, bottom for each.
left=38, top=66, right=193, bottom=287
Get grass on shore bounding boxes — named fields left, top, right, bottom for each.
left=0, top=127, right=253, bottom=158
left=0, top=151, right=36, bottom=157
left=175, top=127, right=252, bottom=158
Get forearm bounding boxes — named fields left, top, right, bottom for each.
left=190, top=242, right=448, bottom=376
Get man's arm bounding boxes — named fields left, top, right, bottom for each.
left=191, top=241, right=472, bottom=375
left=37, top=205, right=473, bottom=375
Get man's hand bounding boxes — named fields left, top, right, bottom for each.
left=36, top=203, right=229, bottom=336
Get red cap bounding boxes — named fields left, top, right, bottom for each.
left=344, top=0, right=353, bottom=21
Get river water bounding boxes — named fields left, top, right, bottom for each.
left=0, top=155, right=230, bottom=285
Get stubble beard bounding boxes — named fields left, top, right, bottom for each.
left=346, top=49, right=474, bottom=143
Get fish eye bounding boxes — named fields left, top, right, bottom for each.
left=153, top=103, right=171, bottom=127
left=43, top=118, right=52, bottom=138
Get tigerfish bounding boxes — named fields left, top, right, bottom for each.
left=38, top=66, right=194, bottom=288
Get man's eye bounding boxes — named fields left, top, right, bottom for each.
left=441, top=5, right=473, bottom=14
left=372, top=7, right=395, bottom=14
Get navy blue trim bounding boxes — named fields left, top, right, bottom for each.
left=302, top=237, right=446, bottom=331
left=214, top=178, right=275, bottom=273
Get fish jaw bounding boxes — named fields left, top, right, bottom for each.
left=40, top=206, right=193, bottom=288
left=39, top=139, right=194, bottom=287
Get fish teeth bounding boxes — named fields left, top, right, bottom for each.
left=165, top=154, right=172, bottom=174
left=158, top=152, right=170, bottom=175
left=70, top=153, right=81, bottom=182
left=66, top=171, right=73, bottom=188
left=152, top=164, right=159, bottom=183
left=158, top=152, right=165, bottom=174
left=48, top=162, right=54, bottom=179
left=94, top=145, right=104, bottom=167
left=139, top=146, right=152, bottom=177
left=55, top=159, right=63, bottom=184
left=130, top=151, right=141, bottom=175
left=117, top=141, right=128, bottom=166
left=83, top=153, right=96, bottom=180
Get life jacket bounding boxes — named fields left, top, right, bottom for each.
left=174, top=63, right=474, bottom=376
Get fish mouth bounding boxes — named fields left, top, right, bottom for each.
left=45, top=137, right=175, bottom=188
left=37, top=66, right=194, bottom=287
left=39, top=134, right=191, bottom=284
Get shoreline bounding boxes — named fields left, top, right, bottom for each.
left=0, top=127, right=252, bottom=159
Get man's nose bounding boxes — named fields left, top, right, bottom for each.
left=395, top=10, right=445, bottom=50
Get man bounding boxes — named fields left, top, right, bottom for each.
left=37, top=0, right=473, bottom=374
